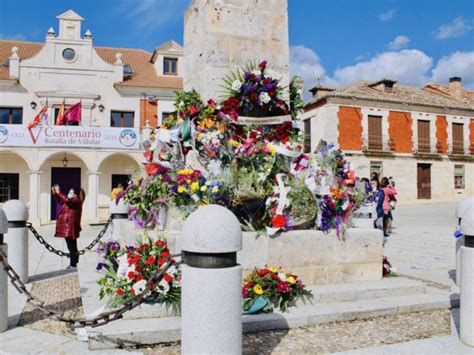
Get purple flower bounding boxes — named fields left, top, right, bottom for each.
left=96, top=262, right=104, bottom=271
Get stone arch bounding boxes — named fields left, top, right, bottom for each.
left=0, top=150, right=31, bottom=205
left=96, top=152, right=142, bottom=172
left=0, top=149, right=33, bottom=171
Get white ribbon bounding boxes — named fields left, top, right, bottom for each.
left=235, top=114, right=292, bottom=126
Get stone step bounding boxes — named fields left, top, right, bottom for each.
left=88, top=289, right=455, bottom=350
left=118, top=277, right=426, bottom=320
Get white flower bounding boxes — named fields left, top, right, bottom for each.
left=231, top=80, right=242, bottom=91
left=179, top=101, right=185, bottom=108
left=156, top=278, right=170, bottom=295
left=266, top=69, right=279, bottom=80
left=251, top=69, right=261, bottom=76
left=297, top=89, right=303, bottom=96
left=259, top=92, right=271, bottom=104
left=132, top=279, right=147, bottom=294
left=278, top=272, right=287, bottom=281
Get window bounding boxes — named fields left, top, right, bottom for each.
left=0, top=173, right=19, bottom=203
left=111, top=111, right=134, bottom=128
left=304, top=119, right=311, bottom=153
left=62, top=48, right=76, bottom=61
left=123, top=64, right=133, bottom=77
left=0, top=107, right=22, bottom=124
left=368, top=115, right=382, bottom=150
left=370, top=161, right=383, bottom=180
left=112, top=174, right=131, bottom=190
left=452, top=123, right=464, bottom=155
left=54, top=106, right=70, bottom=125
left=417, top=120, right=430, bottom=153
left=454, top=164, right=465, bottom=189
left=163, top=57, right=178, bottom=75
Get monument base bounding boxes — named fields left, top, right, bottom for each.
left=119, top=221, right=383, bottom=285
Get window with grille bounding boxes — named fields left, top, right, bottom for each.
left=452, top=123, right=464, bottom=155
left=417, top=120, right=430, bottom=153
left=111, top=111, right=134, bottom=128
left=368, top=115, right=382, bottom=150
left=163, top=57, right=178, bottom=75
left=454, top=164, right=465, bottom=189
left=0, top=173, right=19, bottom=203
left=0, top=107, right=22, bottom=124
left=304, top=119, right=311, bottom=153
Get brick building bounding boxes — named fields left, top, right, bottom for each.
left=303, top=77, right=474, bottom=203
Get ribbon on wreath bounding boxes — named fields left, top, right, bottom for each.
left=266, top=174, right=290, bottom=236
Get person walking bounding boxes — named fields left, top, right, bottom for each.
left=380, top=177, right=397, bottom=237
left=370, top=177, right=385, bottom=235
left=52, top=185, right=86, bottom=269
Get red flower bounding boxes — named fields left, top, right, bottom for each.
left=127, top=271, right=135, bottom=279
left=250, top=93, right=258, bottom=102
left=272, top=214, right=287, bottom=228
left=145, top=163, right=159, bottom=176
left=162, top=250, right=170, bottom=258
left=242, top=287, right=249, bottom=298
left=116, top=289, right=124, bottom=296
left=154, top=240, right=166, bottom=247
left=244, top=281, right=255, bottom=288
left=158, top=257, right=166, bottom=265
left=146, top=256, right=155, bottom=265
left=269, top=91, right=276, bottom=97
left=164, top=273, right=172, bottom=283
left=130, top=289, right=136, bottom=296
left=277, top=281, right=290, bottom=294
left=143, top=151, right=153, bottom=161
left=135, top=275, right=143, bottom=282
left=189, top=106, right=198, bottom=116
left=259, top=60, right=267, bottom=71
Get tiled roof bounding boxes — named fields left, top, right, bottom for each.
left=424, top=82, right=474, bottom=106
left=306, top=80, right=474, bottom=112
left=0, top=39, right=183, bottom=90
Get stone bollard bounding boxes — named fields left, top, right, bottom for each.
left=460, top=206, right=474, bottom=347
left=455, top=196, right=474, bottom=286
left=0, top=208, right=8, bottom=332
left=3, top=200, right=29, bottom=283
left=108, top=199, right=129, bottom=242
left=181, top=205, right=243, bottom=355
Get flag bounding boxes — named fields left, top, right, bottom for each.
left=27, top=103, right=48, bottom=129
left=56, top=100, right=65, bottom=125
left=63, top=102, right=81, bottom=125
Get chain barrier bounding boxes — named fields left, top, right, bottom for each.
left=0, top=247, right=181, bottom=328
left=26, top=216, right=113, bottom=258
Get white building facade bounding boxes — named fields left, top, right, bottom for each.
left=0, top=10, right=184, bottom=224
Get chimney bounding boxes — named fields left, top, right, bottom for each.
left=369, top=78, right=397, bottom=93
left=309, top=85, right=335, bottom=99
left=449, top=77, right=462, bottom=98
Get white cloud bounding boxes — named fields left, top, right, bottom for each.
left=431, top=51, right=474, bottom=87
left=434, top=17, right=473, bottom=39
left=333, top=50, right=432, bottom=86
left=387, top=35, right=410, bottom=50
left=378, top=9, right=396, bottom=21
left=290, top=45, right=334, bottom=100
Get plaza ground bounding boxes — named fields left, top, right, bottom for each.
left=0, top=202, right=472, bottom=354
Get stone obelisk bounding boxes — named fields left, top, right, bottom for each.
left=183, top=0, right=289, bottom=100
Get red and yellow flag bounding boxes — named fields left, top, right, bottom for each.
left=56, top=100, right=65, bottom=125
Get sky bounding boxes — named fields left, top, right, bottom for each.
left=0, top=0, right=473, bottom=99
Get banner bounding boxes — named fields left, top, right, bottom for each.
left=0, top=124, right=140, bottom=150
left=235, top=114, right=292, bottom=126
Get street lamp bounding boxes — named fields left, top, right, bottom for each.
left=62, top=153, right=68, bottom=168
left=98, top=104, right=105, bottom=112
left=30, top=101, right=37, bottom=110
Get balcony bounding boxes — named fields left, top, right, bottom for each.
left=413, top=137, right=441, bottom=160
left=362, top=135, right=394, bottom=157
left=448, top=140, right=473, bottom=161
left=0, top=124, right=143, bottom=150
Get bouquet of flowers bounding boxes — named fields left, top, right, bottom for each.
left=97, top=236, right=180, bottom=312
left=242, top=267, right=311, bottom=313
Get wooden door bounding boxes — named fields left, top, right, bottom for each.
left=417, top=120, right=430, bottom=153
left=452, top=123, right=464, bottom=154
left=368, top=115, right=382, bottom=150
left=417, top=164, right=431, bottom=199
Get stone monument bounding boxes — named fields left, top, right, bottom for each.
left=183, top=0, right=290, bottom=100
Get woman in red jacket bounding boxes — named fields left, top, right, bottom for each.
left=52, top=185, right=86, bottom=269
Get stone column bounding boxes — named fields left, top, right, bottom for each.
left=27, top=170, right=41, bottom=225
left=184, top=0, right=289, bottom=100
left=87, top=171, right=100, bottom=223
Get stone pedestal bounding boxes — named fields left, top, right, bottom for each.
left=184, top=0, right=290, bottom=100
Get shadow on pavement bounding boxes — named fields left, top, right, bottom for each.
left=29, top=268, right=77, bottom=283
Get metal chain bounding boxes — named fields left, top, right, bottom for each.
left=26, top=216, right=113, bottom=258
left=0, top=247, right=181, bottom=328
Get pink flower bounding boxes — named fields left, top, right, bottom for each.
left=277, top=281, right=290, bottom=294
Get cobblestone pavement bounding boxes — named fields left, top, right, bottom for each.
left=18, top=273, right=83, bottom=339
left=140, top=309, right=451, bottom=354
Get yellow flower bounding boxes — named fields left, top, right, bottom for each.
left=212, top=186, right=219, bottom=193
left=268, top=267, right=279, bottom=273
left=178, top=169, right=193, bottom=175
left=177, top=186, right=187, bottom=193
left=200, top=185, right=208, bottom=192
left=266, top=144, right=276, bottom=156
left=253, top=285, right=264, bottom=295
left=286, top=276, right=296, bottom=284
left=190, top=182, right=200, bottom=192
left=229, top=140, right=240, bottom=148
left=198, top=117, right=215, bottom=129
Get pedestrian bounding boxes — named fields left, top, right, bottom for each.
left=51, top=185, right=86, bottom=269
left=380, top=177, right=397, bottom=237
left=370, top=177, right=385, bottom=234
